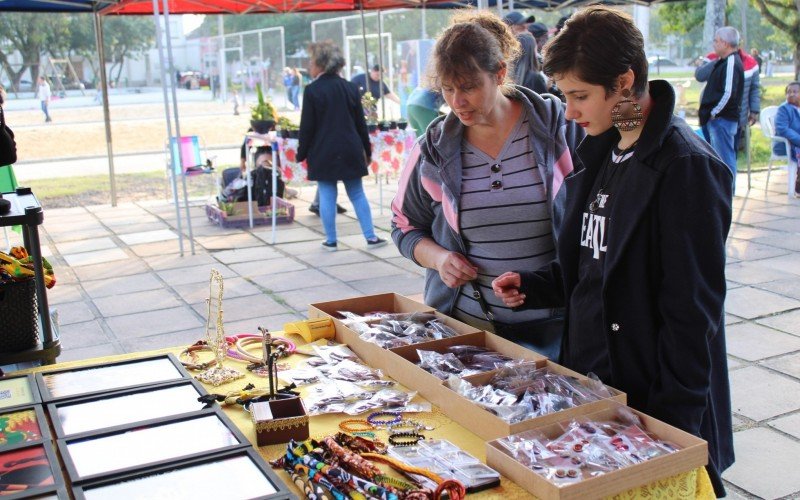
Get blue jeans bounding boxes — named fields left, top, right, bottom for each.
left=40, top=101, right=51, bottom=121
left=317, top=178, right=376, bottom=243
left=707, top=117, right=738, bottom=188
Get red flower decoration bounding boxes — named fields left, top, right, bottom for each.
left=282, top=166, right=294, bottom=181
left=384, top=135, right=395, bottom=146
left=381, top=151, right=391, bottom=162
left=284, top=149, right=296, bottom=163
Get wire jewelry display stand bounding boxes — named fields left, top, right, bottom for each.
left=195, top=269, right=244, bottom=386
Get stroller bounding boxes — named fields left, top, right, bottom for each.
left=219, top=166, right=285, bottom=207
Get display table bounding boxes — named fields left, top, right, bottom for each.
left=276, top=129, right=417, bottom=183
left=16, top=343, right=714, bottom=499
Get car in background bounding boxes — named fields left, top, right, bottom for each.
left=648, top=56, right=679, bottom=68
left=178, top=71, right=210, bottom=89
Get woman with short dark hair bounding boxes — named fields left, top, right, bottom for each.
left=297, top=41, right=386, bottom=251
left=493, top=6, right=734, bottom=495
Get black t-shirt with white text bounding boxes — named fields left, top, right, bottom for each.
left=566, top=146, right=633, bottom=380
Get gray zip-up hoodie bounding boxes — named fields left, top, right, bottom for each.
left=391, top=85, right=584, bottom=316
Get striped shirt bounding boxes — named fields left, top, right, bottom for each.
left=452, top=108, right=556, bottom=330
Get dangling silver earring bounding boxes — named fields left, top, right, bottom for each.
left=611, top=89, right=643, bottom=131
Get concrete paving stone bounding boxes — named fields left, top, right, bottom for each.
left=386, top=256, right=426, bottom=276
left=63, top=248, right=130, bottom=267
left=279, top=282, right=361, bottom=312
left=725, top=261, right=789, bottom=285
left=751, top=233, right=800, bottom=252
left=118, top=229, right=178, bottom=246
left=726, top=240, right=790, bottom=262
left=53, top=300, right=96, bottom=325
left=755, top=278, right=800, bottom=301
left=105, top=307, right=204, bottom=339
left=44, top=206, right=91, bottom=217
left=228, top=259, right=307, bottom=277
left=722, top=427, right=800, bottom=499
left=157, top=263, right=237, bottom=286
left=727, top=225, right=785, bottom=241
left=753, top=203, right=800, bottom=217
left=324, top=261, right=408, bottom=282
left=185, top=224, right=243, bottom=238
left=142, top=252, right=216, bottom=271
left=101, top=214, right=161, bottom=227
left=348, top=273, right=424, bottom=296
left=254, top=269, right=338, bottom=293
left=119, top=329, right=205, bottom=353
left=253, top=226, right=321, bottom=244
left=47, top=284, right=84, bottom=305
left=730, top=210, right=785, bottom=225
left=55, top=237, right=117, bottom=256
left=759, top=217, right=800, bottom=233
left=725, top=286, right=799, bottom=319
left=768, top=412, right=800, bottom=440
left=128, top=239, right=186, bottom=257
left=110, top=222, right=171, bottom=235
left=726, top=356, right=745, bottom=370
left=212, top=246, right=285, bottom=264
left=87, top=205, right=151, bottom=217
left=82, top=273, right=163, bottom=299
left=278, top=240, right=339, bottom=256
left=172, top=276, right=261, bottom=304
left=725, top=313, right=744, bottom=327
left=747, top=254, right=800, bottom=277
left=45, top=226, right=111, bottom=242
left=94, top=289, right=182, bottom=317
left=333, top=221, right=370, bottom=237
left=726, top=323, right=800, bottom=361
left=56, top=319, right=111, bottom=351
left=196, top=232, right=266, bottom=251
left=190, top=294, right=291, bottom=322
left=52, top=266, right=78, bottom=284
left=224, top=312, right=306, bottom=335
left=761, top=352, right=800, bottom=380
left=730, top=365, right=800, bottom=421
left=57, top=343, right=123, bottom=363
left=756, top=309, right=800, bottom=336
left=293, top=248, right=375, bottom=267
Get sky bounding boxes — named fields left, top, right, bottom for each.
left=183, top=14, right=205, bottom=35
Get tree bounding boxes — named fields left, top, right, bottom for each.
left=101, top=17, right=154, bottom=85
left=752, top=0, right=800, bottom=78
left=0, top=13, right=70, bottom=90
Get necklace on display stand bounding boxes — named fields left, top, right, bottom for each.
left=195, top=269, right=245, bottom=386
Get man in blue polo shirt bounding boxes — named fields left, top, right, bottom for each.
left=351, top=65, right=400, bottom=105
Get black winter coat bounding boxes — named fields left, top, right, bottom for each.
left=516, top=80, right=734, bottom=495
left=297, top=73, right=371, bottom=181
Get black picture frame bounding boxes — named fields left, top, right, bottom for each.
left=4, top=485, right=70, bottom=499
left=0, top=442, right=66, bottom=499
left=47, top=379, right=209, bottom=439
left=57, top=407, right=251, bottom=484
left=35, top=353, right=190, bottom=402
left=72, top=447, right=294, bottom=499
left=0, top=374, right=41, bottom=410
left=0, top=404, right=51, bottom=452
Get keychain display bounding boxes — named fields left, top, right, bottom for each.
left=496, top=408, right=679, bottom=485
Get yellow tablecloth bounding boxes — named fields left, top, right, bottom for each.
left=19, top=347, right=714, bottom=499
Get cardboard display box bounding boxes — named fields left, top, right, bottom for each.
left=485, top=400, right=708, bottom=499
left=251, top=396, right=309, bottom=446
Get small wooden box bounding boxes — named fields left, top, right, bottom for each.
left=251, top=396, right=309, bottom=446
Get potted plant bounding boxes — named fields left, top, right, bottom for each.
left=361, top=92, right=379, bottom=132
left=250, top=83, right=277, bottom=134
left=277, top=116, right=299, bottom=139
left=397, top=118, right=408, bottom=130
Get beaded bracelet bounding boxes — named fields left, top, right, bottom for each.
left=338, top=419, right=375, bottom=433
left=388, top=420, right=425, bottom=434
left=387, top=432, right=424, bottom=447
left=367, top=411, right=402, bottom=427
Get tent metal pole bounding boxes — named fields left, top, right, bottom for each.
left=377, top=11, right=385, bottom=120
left=151, top=0, right=184, bottom=256
left=162, top=0, right=196, bottom=255
left=92, top=6, right=117, bottom=207
left=359, top=2, right=369, bottom=77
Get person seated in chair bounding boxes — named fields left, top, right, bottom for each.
left=773, top=81, right=800, bottom=196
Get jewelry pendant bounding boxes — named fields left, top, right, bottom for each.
left=589, top=195, right=601, bottom=213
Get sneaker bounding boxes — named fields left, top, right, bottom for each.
left=336, top=204, right=348, bottom=214
left=321, top=241, right=338, bottom=251
left=309, top=205, right=320, bottom=215
left=366, top=237, right=387, bottom=249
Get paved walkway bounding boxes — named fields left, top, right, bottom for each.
left=3, top=169, right=799, bottom=499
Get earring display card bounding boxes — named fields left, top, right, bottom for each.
left=58, top=410, right=247, bottom=483
left=0, top=443, right=65, bottom=497
left=73, top=448, right=291, bottom=500
left=0, top=405, right=50, bottom=452
left=48, top=380, right=208, bottom=439
left=36, top=354, right=188, bottom=402
left=0, top=375, right=40, bottom=410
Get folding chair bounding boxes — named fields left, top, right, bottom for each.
left=165, top=135, right=218, bottom=202
left=759, top=106, right=793, bottom=193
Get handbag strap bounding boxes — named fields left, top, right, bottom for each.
left=469, top=281, right=497, bottom=326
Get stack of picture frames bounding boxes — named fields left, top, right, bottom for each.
left=0, top=353, right=292, bottom=499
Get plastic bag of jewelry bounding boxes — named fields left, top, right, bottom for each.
left=488, top=361, right=543, bottom=395
left=278, top=367, right=322, bottom=386
left=425, top=319, right=459, bottom=340
left=497, top=429, right=556, bottom=465
left=446, top=376, right=530, bottom=423
left=358, top=327, right=413, bottom=349
left=417, top=350, right=468, bottom=379
left=313, top=343, right=358, bottom=364
left=522, top=391, right=578, bottom=417
left=328, top=359, right=383, bottom=382
left=304, top=380, right=374, bottom=416
left=342, top=388, right=417, bottom=415
left=305, top=356, right=328, bottom=367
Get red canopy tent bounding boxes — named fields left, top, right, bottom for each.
left=101, top=0, right=467, bottom=15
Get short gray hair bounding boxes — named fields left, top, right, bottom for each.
left=308, top=41, right=345, bottom=75
left=715, top=27, right=740, bottom=48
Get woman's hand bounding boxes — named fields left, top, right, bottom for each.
left=435, top=251, right=478, bottom=288
left=492, top=272, right=526, bottom=307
